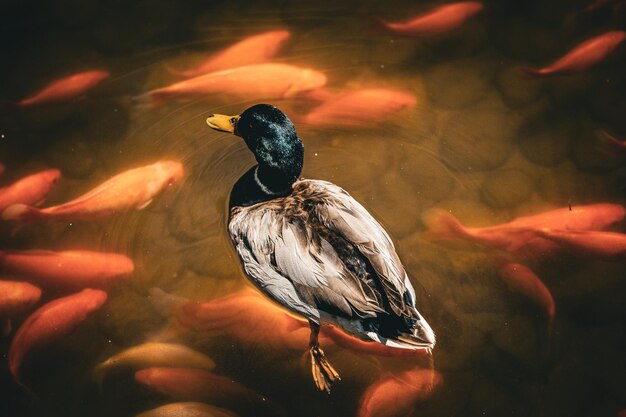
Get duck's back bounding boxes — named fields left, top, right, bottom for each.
left=228, top=179, right=435, bottom=348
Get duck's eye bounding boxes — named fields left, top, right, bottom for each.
left=230, top=117, right=237, bottom=124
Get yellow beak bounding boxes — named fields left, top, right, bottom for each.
left=206, top=114, right=240, bottom=134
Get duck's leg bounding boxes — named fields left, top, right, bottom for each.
left=308, top=320, right=340, bottom=393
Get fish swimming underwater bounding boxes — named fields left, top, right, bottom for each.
left=18, top=70, right=110, bottom=108
left=0, top=250, right=134, bottom=290
left=2, top=161, right=183, bottom=223
left=300, top=88, right=417, bottom=129
left=135, top=367, right=273, bottom=416
left=0, top=280, right=41, bottom=318
left=8, top=288, right=107, bottom=383
left=496, top=261, right=555, bottom=328
left=521, top=31, right=626, bottom=76
left=423, top=203, right=626, bottom=257
left=146, top=63, right=326, bottom=107
left=93, top=342, right=215, bottom=384
left=136, top=402, right=238, bottom=417
left=167, top=30, right=291, bottom=78
left=206, top=104, right=435, bottom=393
left=379, top=2, right=483, bottom=36
left=535, top=228, right=626, bottom=261
left=0, top=169, right=61, bottom=212
left=358, top=368, right=443, bottom=417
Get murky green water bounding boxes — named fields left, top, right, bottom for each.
left=1, top=0, right=625, bottom=416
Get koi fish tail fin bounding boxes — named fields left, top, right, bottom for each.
left=145, top=288, right=190, bottom=342
left=147, top=287, right=189, bottom=315
left=16, top=378, right=39, bottom=402
left=300, top=88, right=334, bottom=103
left=365, top=17, right=392, bottom=36
left=162, top=63, right=190, bottom=78
left=91, top=362, right=108, bottom=395
left=518, top=66, right=543, bottom=78
left=422, top=209, right=468, bottom=241
left=2, top=204, right=39, bottom=223
left=131, top=91, right=161, bottom=111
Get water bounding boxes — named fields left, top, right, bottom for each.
left=1, top=0, right=625, bottom=416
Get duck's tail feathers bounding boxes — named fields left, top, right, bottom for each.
left=422, top=209, right=468, bottom=241
left=2, top=204, right=40, bottom=223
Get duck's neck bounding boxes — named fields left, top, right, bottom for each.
left=229, top=165, right=298, bottom=209
left=255, top=162, right=300, bottom=195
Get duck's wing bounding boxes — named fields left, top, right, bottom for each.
left=228, top=179, right=414, bottom=325
left=301, top=179, right=416, bottom=318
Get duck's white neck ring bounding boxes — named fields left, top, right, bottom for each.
left=254, top=166, right=280, bottom=196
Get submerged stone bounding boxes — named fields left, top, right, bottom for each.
left=183, top=234, right=241, bottom=280
left=400, top=148, right=456, bottom=202
left=43, top=132, right=95, bottom=179
left=82, top=99, right=131, bottom=143
left=572, top=130, right=624, bottom=173
left=492, top=315, right=541, bottom=365
left=424, top=60, right=493, bottom=109
left=480, top=169, right=535, bottom=209
left=97, top=291, right=165, bottom=345
left=496, top=66, right=545, bottom=109
left=518, top=119, right=575, bottom=167
left=440, top=109, right=517, bottom=171
left=537, top=162, right=613, bottom=204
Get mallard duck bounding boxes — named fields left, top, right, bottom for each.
left=206, top=104, right=435, bottom=393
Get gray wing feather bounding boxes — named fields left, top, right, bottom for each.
left=229, top=179, right=413, bottom=323
left=305, top=180, right=414, bottom=317
left=230, top=209, right=321, bottom=323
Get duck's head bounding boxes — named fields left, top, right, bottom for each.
left=206, top=104, right=303, bottom=195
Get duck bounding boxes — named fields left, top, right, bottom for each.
left=206, top=104, right=436, bottom=393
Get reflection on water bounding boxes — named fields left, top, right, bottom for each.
left=1, top=0, right=625, bottom=416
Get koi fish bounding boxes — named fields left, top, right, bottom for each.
left=169, top=289, right=315, bottom=352
left=599, top=130, right=626, bottom=152
left=320, top=325, right=429, bottom=357
left=167, top=30, right=291, bottom=78
left=134, top=367, right=272, bottom=415
left=18, top=70, right=110, bottom=108
left=0, top=250, right=134, bottom=290
left=8, top=288, right=107, bottom=381
left=94, top=342, right=215, bottom=384
left=145, top=63, right=326, bottom=107
left=300, top=88, right=416, bottom=128
left=136, top=402, right=238, bottom=417
left=497, top=262, right=555, bottom=328
left=521, top=31, right=626, bottom=76
left=0, top=169, right=61, bottom=212
left=535, top=228, right=626, bottom=261
left=2, top=161, right=183, bottom=223
left=152, top=288, right=425, bottom=358
left=379, top=2, right=483, bottom=36
left=0, top=280, right=41, bottom=318
left=423, top=203, right=626, bottom=257
left=358, top=368, right=443, bottom=417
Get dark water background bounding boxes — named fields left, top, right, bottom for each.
left=1, top=0, right=625, bottom=416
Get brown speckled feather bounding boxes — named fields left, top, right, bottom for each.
left=228, top=179, right=417, bottom=324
